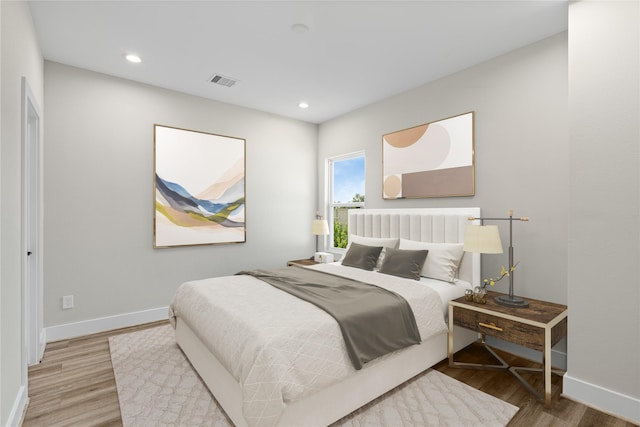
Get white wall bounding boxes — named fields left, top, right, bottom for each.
left=319, top=33, right=569, bottom=307
left=566, top=1, right=640, bottom=423
left=0, top=1, right=44, bottom=425
left=43, top=62, right=318, bottom=329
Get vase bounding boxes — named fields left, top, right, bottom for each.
left=464, top=289, right=474, bottom=302
left=473, top=286, right=487, bottom=304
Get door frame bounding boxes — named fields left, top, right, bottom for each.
left=21, top=77, right=44, bottom=369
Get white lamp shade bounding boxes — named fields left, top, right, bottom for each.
left=463, top=225, right=504, bottom=254
left=311, top=219, right=330, bottom=235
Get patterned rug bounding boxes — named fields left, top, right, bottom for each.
left=109, top=325, right=518, bottom=427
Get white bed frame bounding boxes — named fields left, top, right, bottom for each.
left=175, top=207, right=481, bottom=427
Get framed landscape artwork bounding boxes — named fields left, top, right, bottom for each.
left=382, top=112, right=474, bottom=199
left=154, top=124, right=246, bottom=248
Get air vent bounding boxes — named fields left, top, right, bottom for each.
left=209, top=73, right=238, bottom=87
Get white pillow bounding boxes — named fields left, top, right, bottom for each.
left=398, top=239, right=464, bottom=283
left=346, top=235, right=399, bottom=269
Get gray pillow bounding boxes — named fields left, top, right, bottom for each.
left=347, top=235, right=399, bottom=269
left=341, top=242, right=383, bottom=271
left=378, top=247, right=429, bottom=280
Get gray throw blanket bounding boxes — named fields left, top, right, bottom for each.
left=237, top=266, right=421, bottom=370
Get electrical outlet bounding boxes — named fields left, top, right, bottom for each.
left=62, top=295, right=74, bottom=310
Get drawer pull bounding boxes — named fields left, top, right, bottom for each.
left=478, top=322, right=503, bottom=331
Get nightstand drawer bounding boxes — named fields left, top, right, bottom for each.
left=452, top=306, right=544, bottom=351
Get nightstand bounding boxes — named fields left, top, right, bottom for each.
left=286, top=258, right=319, bottom=267
left=448, top=290, right=568, bottom=406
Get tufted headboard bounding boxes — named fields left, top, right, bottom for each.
left=347, top=208, right=480, bottom=285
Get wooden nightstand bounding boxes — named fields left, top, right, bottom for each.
left=448, top=290, right=568, bottom=406
left=286, top=258, right=319, bottom=267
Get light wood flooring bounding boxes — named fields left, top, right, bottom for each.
left=23, top=321, right=636, bottom=427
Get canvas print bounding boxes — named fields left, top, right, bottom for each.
left=154, top=125, right=245, bottom=247
left=383, top=112, right=474, bottom=199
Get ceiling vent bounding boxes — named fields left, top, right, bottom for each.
left=209, top=73, right=238, bottom=87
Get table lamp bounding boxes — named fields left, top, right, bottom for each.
left=311, top=214, right=330, bottom=253
left=464, top=210, right=529, bottom=308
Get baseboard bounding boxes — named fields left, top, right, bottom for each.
left=484, top=336, right=567, bottom=370
left=45, top=306, right=169, bottom=342
left=5, top=385, right=28, bottom=427
left=563, top=374, right=640, bottom=425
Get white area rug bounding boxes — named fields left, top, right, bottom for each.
left=110, top=325, right=518, bottom=427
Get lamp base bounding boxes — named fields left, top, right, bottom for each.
left=494, top=295, right=529, bottom=308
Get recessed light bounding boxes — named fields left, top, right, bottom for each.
left=298, top=101, right=309, bottom=109
left=124, top=53, right=142, bottom=64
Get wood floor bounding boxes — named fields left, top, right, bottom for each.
left=23, top=321, right=636, bottom=427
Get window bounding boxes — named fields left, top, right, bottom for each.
left=328, top=152, right=365, bottom=250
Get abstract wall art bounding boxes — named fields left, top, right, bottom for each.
left=154, top=125, right=245, bottom=248
left=382, top=112, right=474, bottom=199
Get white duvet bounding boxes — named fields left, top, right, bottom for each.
left=169, top=263, right=448, bottom=427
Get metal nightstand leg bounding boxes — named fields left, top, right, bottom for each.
left=449, top=335, right=509, bottom=370
left=509, top=365, right=565, bottom=406
left=449, top=333, right=565, bottom=407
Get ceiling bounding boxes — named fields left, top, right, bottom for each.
left=28, top=1, right=568, bottom=124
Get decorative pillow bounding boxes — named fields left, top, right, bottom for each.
left=378, top=247, right=429, bottom=281
left=346, top=235, right=400, bottom=269
left=398, top=239, right=465, bottom=283
left=341, top=242, right=383, bottom=271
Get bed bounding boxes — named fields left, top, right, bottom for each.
left=170, top=207, right=481, bottom=427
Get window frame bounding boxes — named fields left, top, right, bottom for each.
left=327, top=151, right=365, bottom=253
